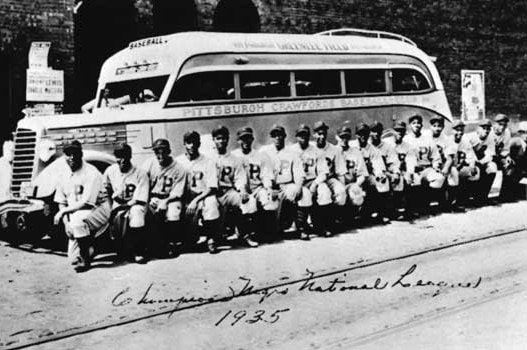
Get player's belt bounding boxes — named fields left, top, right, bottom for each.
left=151, top=193, right=169, bottom=199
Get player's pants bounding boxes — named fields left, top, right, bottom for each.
left=296, top=179, right=332, bottom=208
left=345, top=182, right=366, bottom=207
left=327, top=177, right=347, bottom=206
left=63, top=204, right=110, bottom=263
left=149, top=197, right=182, bottom=222
left=413, top=166, right=445, bottom=189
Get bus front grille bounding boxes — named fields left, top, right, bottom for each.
left=10, top=129, right=37, bottom=197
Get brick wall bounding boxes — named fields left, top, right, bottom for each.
left=0, top=0, right=525, bottom=128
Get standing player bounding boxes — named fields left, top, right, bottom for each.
left=53, top=140, right=105, bottom=272
left=430, top=116, right=462, bottom=211
left=146, top=139, right=187, bottom=257
left=467, top=119, right=498, bottom=204
left=259, top=124, right=307, bottom=240
left=175, top=131, right=222, bottom=253
left=288, top=124, right=332, bottom=237
left=403, top=114, right=444, bottom=213
left=210, top=126, right=258, bottom=248
left=335, top=125, right=368, bottom=225
left=312, top=121, right=347, bottom=232
left=355, top=123, right=391, bottom=224
left=102, top=143, right=149, bottom=263
left=232, top=126, right=276, bottom=242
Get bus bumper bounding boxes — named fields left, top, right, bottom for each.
left=0, top=198, right=47, bottom=237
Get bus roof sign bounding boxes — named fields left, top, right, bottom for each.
left=129, top=36, right=168, bottom=50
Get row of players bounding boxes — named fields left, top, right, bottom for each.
left=53, top=113, right=518, bottom=272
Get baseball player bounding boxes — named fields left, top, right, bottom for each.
left=335, top=124, right=368, bottom=225
left=146, top=138, right=188, bottom=258
left=492, top=113, right=515, bottom=201
left=232, top=126, right=276, bottom=242
left=403, top=114, right=445, bottom=213
left=355, top=123, right=391, bottom=224
left=53, top=140, right=106, bottom=272
left=430, top=115, right=463, bottom=211
left=510, top=121, right=527, bottom=183
left=288, top=124, right=332, bottom=237
left=210, top=126, right=258, bottom=248
left=102, top=143, right=149, bottom=263
left=369, top=121, right=401, bottom=217
left=259, top=124, right=307, bottom=240
left=451, top=119, right=480, bottom=204
left=175, top=131, right=221, bottom=254
left=467, top=118, right=498, bottom=204
left=312, top=121, right=347, bottom=233
left=386, top=121, right=418, bottom=219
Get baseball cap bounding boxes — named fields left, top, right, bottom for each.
left=356, top=123, right=370, bottom=134
left=236, top=126, right=254, bottom=139
left=393, top=121, right=407, bottom=131
left=370, top=121, right=383, bottom=133
left=430, top=115, right=444, bottom=124
left=478, top=119, right=492, bottom=127
left=269, top=124, right=286, bottom=136
left=408, top=114, right=423, bottom=123
left=113, top=142, right=132, bottom=157
left=337, top=125, right=352, bottom=138
left=296, top=124, right=310, bottom=136
left=452, top=119, right=465, bottom=129
left=212, top=125, right=230, bottom=138
left=63, top=140, right=82, bottom=154
left=152, top=138, right=171, bottom=150
left=518, top=121, right=527, bottom=133
left=183, top=131, right=200, bottom=144
left=494, top=113, right=509, bottom=123
left=313, top=121, right=329, bottom=132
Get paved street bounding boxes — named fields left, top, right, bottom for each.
left=1, top=201, right=527, bottom=349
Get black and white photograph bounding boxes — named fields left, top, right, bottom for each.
left=0, top=1, right=527, bottom=349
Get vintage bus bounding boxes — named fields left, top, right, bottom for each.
left=0, top=29, right=452, bottom=238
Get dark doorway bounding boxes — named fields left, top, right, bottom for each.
left=153, top=0, right=198, bottom=36
left=74, top=0, right=137, bottom=111
left=213, top=0, right=260, bottom=33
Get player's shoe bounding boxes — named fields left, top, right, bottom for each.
left=241, top=235, right=259, bottom=248
left=207, top=238, right=219, bottom=254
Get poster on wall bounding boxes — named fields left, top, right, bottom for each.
left=461, top=69, right=485, bottom=122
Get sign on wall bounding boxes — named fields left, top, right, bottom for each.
left=461, top=70, right=485, bottom=122
left=26, top=69, right=64, bottom=102
left=28, top=42, right=51, bottom=70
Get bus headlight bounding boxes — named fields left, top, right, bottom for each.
left=38, top=139, right=57, bottom=163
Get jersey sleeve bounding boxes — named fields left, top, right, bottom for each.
left=233, top=158, right=248, bottom=192
left=334, top=148, right=347, bottom=177
left=169, top=165, right=187, bottom=199
left=53, top=173, right=67, bottom=205
left=203, top=158, right=219, bottom=189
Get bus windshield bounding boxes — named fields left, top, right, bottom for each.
left=99, top=75, right=169, bottom=107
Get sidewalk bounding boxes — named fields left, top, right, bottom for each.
left=1, top=201, right=526, bottom=348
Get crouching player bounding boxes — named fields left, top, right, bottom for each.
left=288, top=124, right=332, bottom=237
left=147, top=139, right=187, bottom=258
left=260, top=124, right=307, bottom=240
left=467, top=119, right=498, bottom=204
left=404, top=114, right=445, bottom=213
left=103, top=143, right=149, bottom=263
left=232, top=126, right=277, bottom=244
left=492, top=113, right=515, bottom=201
left=387, top=121, right=418, bottom=219
left=313, top=121, right=347, bottom=233
left=430, top=115, right=463, bottom=211
left=176, top=131, right=222, bottom=254
left=210, top=126, right=258, bottom=248
left=355, top=123, right=391, bottom=224
left=451, top=120, right=480, bottom=204
left=53, top=140, right=106, bottom=272
left=336, top=125, right=368, bottom=225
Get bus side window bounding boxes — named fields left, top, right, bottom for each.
left=240, top=71, right=290, bottom=99
left=169, top=72, right=235, bottom=103
left=294, top=70, right=341, bottom=97
left=392, top=68, right=431, bottom=92
left=345, top=69, right=386, bottom=94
